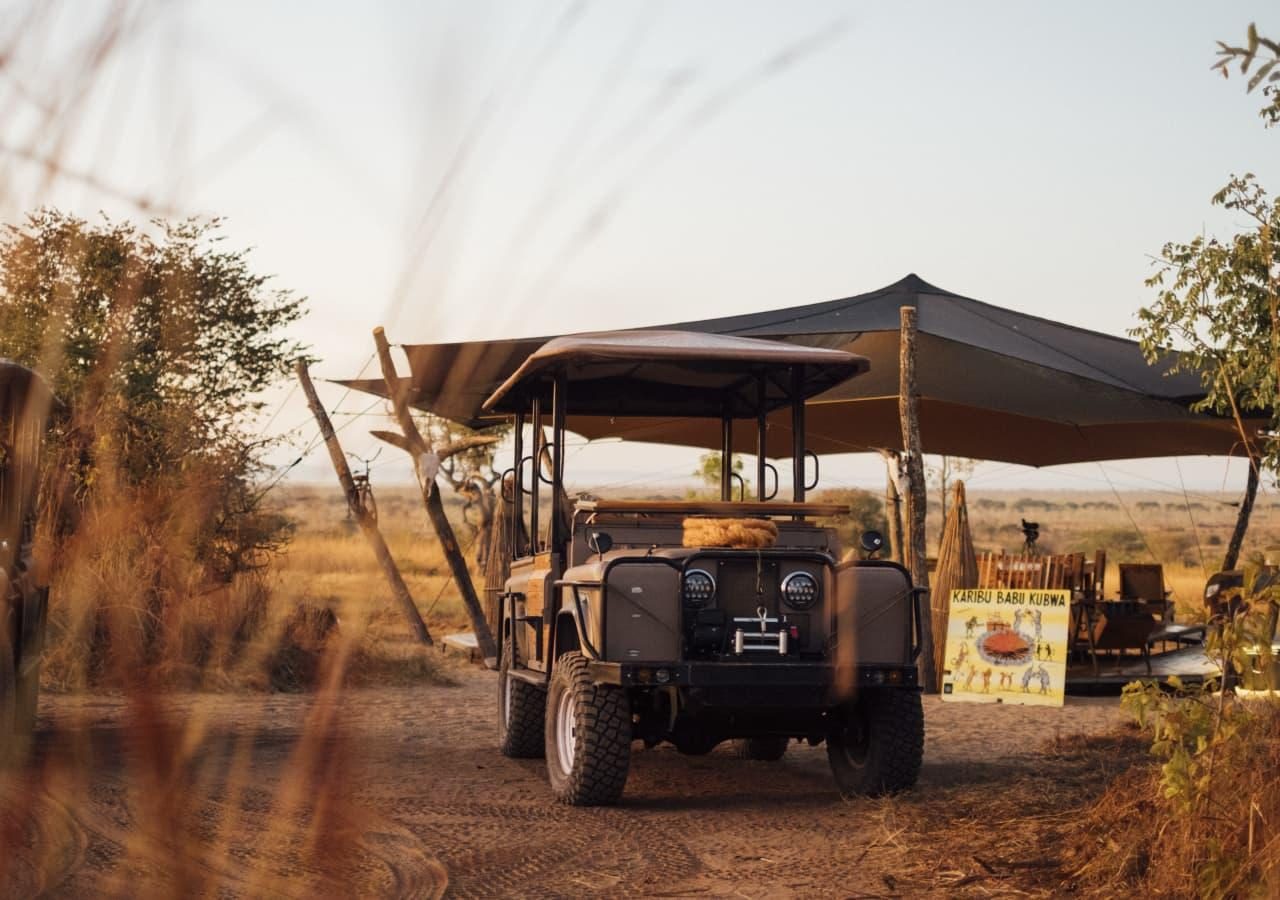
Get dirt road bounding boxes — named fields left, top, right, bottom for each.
left=1, top=664, right=1137, bottom=898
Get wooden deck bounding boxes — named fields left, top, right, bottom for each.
left=1066, top=644, right=1220, bottom=690
left=440, top=632, right=496, bottom=669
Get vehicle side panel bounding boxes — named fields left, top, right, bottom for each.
left=603, top=563, right=681, bottom=662
left=835, top=560, right=913, bottom=666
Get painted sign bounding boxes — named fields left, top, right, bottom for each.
left=940, top=589, right=1069, bottom=707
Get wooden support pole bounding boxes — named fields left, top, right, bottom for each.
left=880, top=449, right=906, bottom=565
left=372, top=327, right=499, bottom=665
left=899, top=306, right=937, bottom=692
left=1223, top=457, right=1260, bottom=571
left=295, top=359, right=433, bottom=647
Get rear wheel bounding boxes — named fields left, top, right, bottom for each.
left=827, top=689, right=924, bottom=797
left=731, top=736, right=789, bottom=761
left=498, top=629, right=545, bottom=758
left=673, top=730, right=721, bottom=756
left=545, top=652, right=631, bottom=806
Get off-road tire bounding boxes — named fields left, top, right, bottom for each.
left=673, top=730, right=721, bottom=756
left=545, top=651, right=631, bottom=806
left=498, top=630, right=545, bottom=758
left=731, top=736, right=789, bottom=761
left=827, top=689, right=924, bottom=797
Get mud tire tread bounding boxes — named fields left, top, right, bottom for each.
left=545, top=651, right=630, bottom=806
left=827, top=689, right=924, bottom=797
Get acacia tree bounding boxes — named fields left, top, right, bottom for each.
left=690, top=451, right=749, bottom=499
left=1134, top=25, right=1280, bottom=570
left=0, top=210, right=306, bottom=581
left=417, top=412, right=510, bottom=568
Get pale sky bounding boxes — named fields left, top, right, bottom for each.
left=2, top=1, right=1278, bottom=498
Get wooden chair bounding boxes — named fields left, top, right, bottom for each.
left=1119, top=563, right=1172, bottom=621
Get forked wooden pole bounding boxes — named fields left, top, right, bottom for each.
left=295, top=359, right=433, bottom=646
left=371, top=327, right=499, bottom=665
left=899, top=306, right=937, bottom=692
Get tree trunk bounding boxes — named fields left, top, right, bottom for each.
left=1223, top=457, right=1260, bottom=571
left=371, top=328, right=498, bottom=665
left=899, top=306, right=936, bottom=692
left=295, top=360, right=432, bottom=646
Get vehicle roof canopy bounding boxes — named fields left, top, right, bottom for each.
left=481, top=330, right=868, bottom=418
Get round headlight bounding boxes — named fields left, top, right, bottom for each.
left=682, top=568, right=716, bottom=607
left=781, top=571, right=819, bottom=610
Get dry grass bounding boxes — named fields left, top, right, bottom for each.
left=837, top=727, right=1155, bottom=896
left=267, top=483, right=480, bottom=636
left=1053, top=699, right=1280, bottom=898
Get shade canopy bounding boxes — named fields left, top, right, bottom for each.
left=482, top=330, right=868, bottom=417
left=341, top=274, right=1257, bottom=466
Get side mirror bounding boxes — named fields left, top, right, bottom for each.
left=588, top=531, right=613, bottom=557
left=859, top=530, right=884, bottom=558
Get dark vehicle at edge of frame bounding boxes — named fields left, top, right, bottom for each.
left=0, top=359, right=53, bottom=762
left=489, top=331, right=926, bottom=806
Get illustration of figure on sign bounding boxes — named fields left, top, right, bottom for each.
left=964, top=664, right=979, bottom=691
left=999, top=671, right=1013, bottom=690
left=1012, top=609, right=1024, bottom=635
left=1032, top=608, right=1043, bottom=640
left=1036, top=665, right=1051, bottom=694
left=951, top=643, right=969, bottom=671
left=1020, top=666, right=1034, bottom=693
left=981, top=668, right=992, bottom=693
left=965, top=615, right=979, bottom=638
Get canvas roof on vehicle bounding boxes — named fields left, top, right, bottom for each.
left=339, top=274, right=1260, bottom=466
left=481, top=330, right=869, bottom=417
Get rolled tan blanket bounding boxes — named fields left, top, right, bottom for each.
left=682, top=517, right=778, bottom=549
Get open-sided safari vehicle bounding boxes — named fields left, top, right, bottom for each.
left=1, top=360, right=52, bottom=760
left=489, top=331, right=925, bottom=805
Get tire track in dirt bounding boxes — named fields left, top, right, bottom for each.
left=6, top=667, right=1126, bottom=897
left=7, top=697, right=450, bottom=898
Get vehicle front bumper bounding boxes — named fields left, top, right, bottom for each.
left=587, top=659, right=918, bottom=706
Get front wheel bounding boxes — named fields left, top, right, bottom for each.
left=545, top=652, right=631, bottom=806
left=827, top=689, right=924, bottom=797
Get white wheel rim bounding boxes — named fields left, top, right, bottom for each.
left=555, top=689, right=577, bottom=775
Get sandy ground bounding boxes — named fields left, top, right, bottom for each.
left=1, top=664, right=1136, bottom=898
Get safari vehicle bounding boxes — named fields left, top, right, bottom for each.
left=489, top=331, right=926, bottom=806
left=1, top=360, right=52, bottom=760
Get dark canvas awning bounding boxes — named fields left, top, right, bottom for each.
left=339, top=275, right=1258, bottom=466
